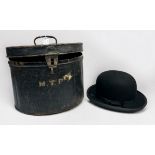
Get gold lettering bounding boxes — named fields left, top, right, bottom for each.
left=39, top=81, right=46, bottom=87
left=63, top=73, right=72, bottom=81
left=58, top=78, right=64, bottom=84
left=49, top=80, right=57, bottom=86
left=38, top=73, right=73, bottom=87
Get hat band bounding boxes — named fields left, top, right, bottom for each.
left=97, top=95, right=125, bottom=107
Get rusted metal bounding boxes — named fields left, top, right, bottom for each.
left=45, top=54, right=58, bottom=74
left=6, top=36, right=84, bottom=115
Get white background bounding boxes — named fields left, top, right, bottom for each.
left=0, top=30, right=155, bottom=124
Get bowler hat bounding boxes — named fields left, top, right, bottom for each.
left=87, top=70, right=147, bottom=113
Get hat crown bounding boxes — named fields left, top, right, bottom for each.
left=96, top=70, right=137, bottom=101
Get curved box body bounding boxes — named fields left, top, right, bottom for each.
left=6, top=38, right=83, bottom=115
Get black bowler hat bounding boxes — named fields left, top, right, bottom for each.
left=87, top=70, right=147, bottom=113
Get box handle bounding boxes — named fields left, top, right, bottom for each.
left=34, top=36, right=58, bottom=45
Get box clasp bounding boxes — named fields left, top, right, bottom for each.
left=45, top=54, right=58, bottom=74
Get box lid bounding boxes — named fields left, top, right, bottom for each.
left=6, top=36, right=83, bottom=58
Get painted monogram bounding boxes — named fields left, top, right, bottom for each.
left=38, top=72, right=73, bottom=87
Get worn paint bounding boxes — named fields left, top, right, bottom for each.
left=7, top=38, right=83, bottom=115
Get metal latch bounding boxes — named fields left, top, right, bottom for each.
left=45, top=55, right=58, bottom=74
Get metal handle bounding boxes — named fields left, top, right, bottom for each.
left=34, top=36, right=58, bottom=45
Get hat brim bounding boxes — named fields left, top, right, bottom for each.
left=87, top=85, right=147, bottom=113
